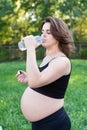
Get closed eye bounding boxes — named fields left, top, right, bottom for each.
left=41, top=29, right=51, bottom=34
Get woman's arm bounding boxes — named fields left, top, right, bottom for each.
left=23, top=35, right=71, bottom=88
left=26, top=51, right=70, bottom=88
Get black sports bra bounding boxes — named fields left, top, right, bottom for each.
left=32, top=60, right=71, bottom=99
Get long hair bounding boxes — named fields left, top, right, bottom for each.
left=41, top=16, right=75, bottom=57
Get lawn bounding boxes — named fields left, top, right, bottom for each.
left=0, top=60, right=87, bottom=130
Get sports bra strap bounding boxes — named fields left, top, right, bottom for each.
left=47, top=56, right=67, bottom=64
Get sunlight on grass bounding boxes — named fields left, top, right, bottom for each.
left=0, top=60, right=87, bottom=130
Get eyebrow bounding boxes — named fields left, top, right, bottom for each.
left=41, top=29, right=51, bottom=31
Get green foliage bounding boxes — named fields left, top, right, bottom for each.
left=56, top=0, right=87, bottom=42
left=0, top=45, right=9, bottom=62
left=0, top=0, right=87, bottom=45
left=80, top=48, right=87, bottom=59
left=0, top=0, right=14, bottom=17
left=0, top=45, right=44, bottom=62
left=36, top=46, right=45, bottom=59
left=0, top=60, right=87, bottom=130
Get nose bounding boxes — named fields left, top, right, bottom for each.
left=41, top=32, right=47, bottom=38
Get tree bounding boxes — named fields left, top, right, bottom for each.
left=56, top=0, right=87, bottom=42
left=0, top=0, right=87, bottom=45
left=0, top=0, right=58, bottom=44
left=0, top=0, right=18, bottom=44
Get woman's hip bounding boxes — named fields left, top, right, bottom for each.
left=32, top=107, right=71, bottom=130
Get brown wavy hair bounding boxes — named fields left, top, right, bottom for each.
left=40, top=16, right=75, bottom=57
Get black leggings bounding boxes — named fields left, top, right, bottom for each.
left=32, top=107, right=71, bottom=130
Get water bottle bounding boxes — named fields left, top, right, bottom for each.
left=18, top=35, right=41, bottom=51
left=0, top=126, right=2, bottom=130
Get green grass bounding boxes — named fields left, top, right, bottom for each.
left=0, top=60, right=87, bottom=130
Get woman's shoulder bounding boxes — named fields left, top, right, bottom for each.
left=49, top=56, right=71, bottom=75
left=49, top=56, right=70, bottom=64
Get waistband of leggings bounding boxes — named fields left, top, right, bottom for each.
left=32, top=107, right=65, bottom=125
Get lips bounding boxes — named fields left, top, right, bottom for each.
left=42, top=39, right=46, bottom=43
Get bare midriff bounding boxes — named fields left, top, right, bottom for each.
left=21, top=87, right=64, bottom=122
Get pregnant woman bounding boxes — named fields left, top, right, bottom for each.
left=16, top=16, right=74, bottom=130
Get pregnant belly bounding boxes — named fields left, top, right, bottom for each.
left=21, top=87, right=64, bottom=122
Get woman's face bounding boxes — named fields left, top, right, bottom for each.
left=41, top=22, right=58, bottom=48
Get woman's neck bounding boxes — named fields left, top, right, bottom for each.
left=46, top=47, right=63, bottom=58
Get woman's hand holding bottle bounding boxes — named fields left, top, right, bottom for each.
left=18, top=35, right=41, bottom=51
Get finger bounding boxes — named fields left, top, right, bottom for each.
left=18, top=77, right=26, bottom=84
left=16, top=70, right=24, bottom=78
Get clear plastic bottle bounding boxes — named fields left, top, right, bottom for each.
left=18, top=35, right=41, bottom=51
left=0, top=126, right=2, bottom=130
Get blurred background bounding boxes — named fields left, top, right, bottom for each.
left=0, top=0, right=87, bottom=62
left=0, top=1, right=87, bottom=130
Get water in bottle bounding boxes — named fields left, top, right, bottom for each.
left=0, top=126, right=2, bottom=130
left=18, top=35, right=41, bottom=51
